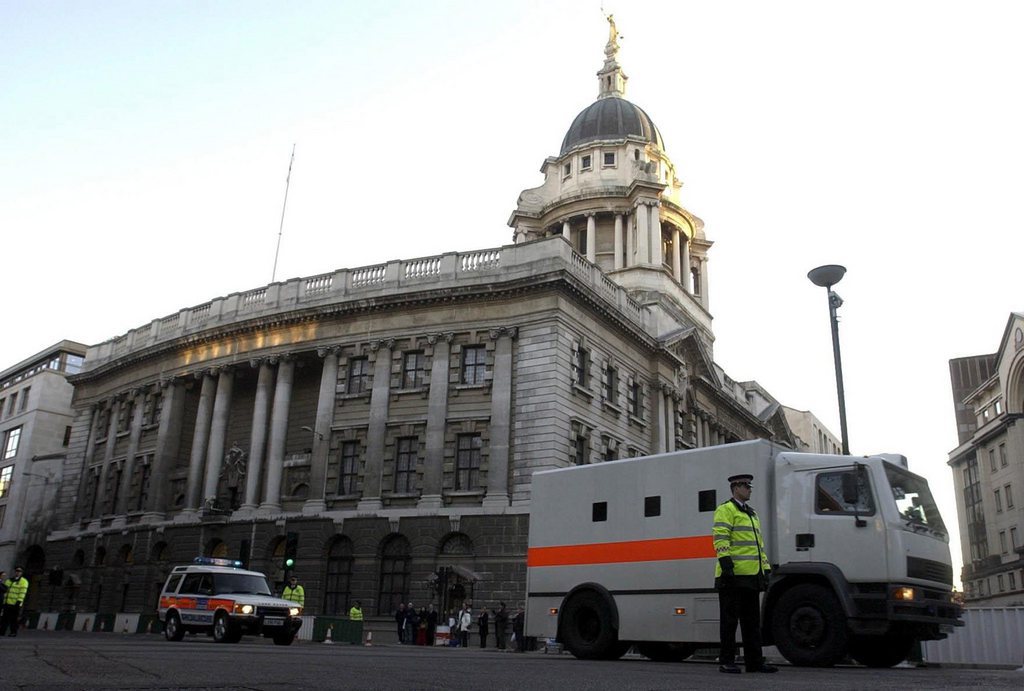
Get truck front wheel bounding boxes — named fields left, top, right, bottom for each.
left=771, top=584, right=848, bottom=667
left=849, top=633, right=915, bottom=668
left=560, top=590, right=620, bottom=660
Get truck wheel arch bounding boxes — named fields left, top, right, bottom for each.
left=763, top=563, right=855, bottom=643
left=558, top=583, right=620, bottom=637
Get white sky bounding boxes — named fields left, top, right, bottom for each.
left=4, top=0, right=1023, bottom=586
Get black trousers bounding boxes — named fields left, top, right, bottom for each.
left=718, top=587, right=763, bottom=667
left=0, top=603, right=22, bottom=636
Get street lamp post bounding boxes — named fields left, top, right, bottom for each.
left=807, top=264, right=850, bottom=456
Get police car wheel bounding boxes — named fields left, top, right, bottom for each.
left=164, top=612, right=185, bottom=642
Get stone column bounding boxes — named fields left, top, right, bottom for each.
left=202, top=367, right=235, bottom=507
left=146, top=379, right=184, bottom=519
left=635, top=203, right=650, bottom=264
left=562, top=220, right=571, bottom=241
left=183, top=371, right=217, bottom=516
left=650, top=202, right=664, bottom=268
left=613, top=214, right=624, bottom=270
left=97, top=396, right=122, bottom=515
left=261, top=356, right=295, bottom=512
left=672, top=228, right=682, bottom=284
left=74, top=405, right=100, bottom=521
left=420, top=333, right=453, bottom=510
left=240, top=359, right=274, bottom=512
left=305, top=347, right=340, bottom=513
left=358, top=340, right=394, bottom=510
left=681, top=234, right=691, bottom=293
left=116, top=388, right=147, bottom=515
left=586, top=214, right=597, bottom=263
left=484, top=327, right=517, bottom=508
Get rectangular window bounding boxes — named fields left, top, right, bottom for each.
left=338, top=441, right=359, bottom=495
left=402, top=351, right=425, bottom=389
left=574, top=346, right=591, bottom=387
left=581, top=154, right=592, bottom=170
left=1006, top=484, right=1014, bottom=509
left=461, top=345, right=486, bottom=385
left=995, top=488, right=1003, bottom=512
left=604, top=364, right=618, bottom=405
left=990, top=449, right=998, bottom=471
left=347, top=358, right=370, bottom=394
left=455, top=433, right=482, bottom=490
left=815, top=469, right=875, bottom=515
left=2, top=427, right=21, bottom=460
left=18, top=387, right=29, bottom=412
left=394, top=437, right=417, bottom=493
left=1000, top=443, right=1008, bottom=468
left=603, top=152, right=616, bottom=167
left=0, top=465, right=12, bottom=498
left=629, top=380, right=642, bottom=418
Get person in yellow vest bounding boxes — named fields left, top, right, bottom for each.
left=0, top=566, right=29, bottom=637
left=348, top=600, right=363, bottom=621
left=713, top=474, right=778, bottom=674
left=282, top=575, right=305, bottom=608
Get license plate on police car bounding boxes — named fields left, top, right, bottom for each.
left=264, top=617, right=284, bottom=626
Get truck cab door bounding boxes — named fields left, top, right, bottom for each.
left=803, top=467, right=887, bottom=581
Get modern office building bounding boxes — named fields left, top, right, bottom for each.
left=28, top=23, right=833, bottom=624
left=948, top=313, right=1024, bottom=605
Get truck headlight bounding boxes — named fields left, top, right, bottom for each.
left=234, top=604, right=254, bottom=615
left=289, top=606, right=302, bottom=617
left=892, top=587, right=916, bottom=601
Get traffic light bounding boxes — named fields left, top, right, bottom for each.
left=283, top=532, right=298, bottom=571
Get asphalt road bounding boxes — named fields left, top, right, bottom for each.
left=0, top=630, right=1020, bottom=690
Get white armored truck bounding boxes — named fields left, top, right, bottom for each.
left=525, top=440, right=962, bottom=667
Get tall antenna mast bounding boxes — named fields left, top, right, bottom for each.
left=271, top=143, right=296, bottom=283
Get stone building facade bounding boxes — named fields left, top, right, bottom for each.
left=30, top=24, right=811, bottom=624
left=948, top=312, right=1024, bottom=606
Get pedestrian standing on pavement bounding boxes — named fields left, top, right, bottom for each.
left=477, top=607, right=489, bottom=648
left=713, top=473, right=778, bottom=674
left=0, top=566, right=29, bottom=637
left=395, top=603, right=407, bottom=643
left=492, top=601, right=508, bottom=650
left=281, top=575, right=305, bottom=608
left=459, top=605, right=472, bottom=648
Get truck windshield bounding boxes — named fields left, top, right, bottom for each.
left=212, top=573, right=273, bottom=596
left=884, top=463, right=946, bottom=535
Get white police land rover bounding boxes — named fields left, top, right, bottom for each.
left=158, top=557, right=302, bottom=645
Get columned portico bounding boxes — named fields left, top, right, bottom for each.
left=483, top=326, right=516, bottom=508
left=420, top=333, right=453, bottom=509
left=261, top=356, right=294, bottom=512
left=358, top=339, right=394, bottom=510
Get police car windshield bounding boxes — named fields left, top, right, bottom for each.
left=213, top=573, right=273, bottom=596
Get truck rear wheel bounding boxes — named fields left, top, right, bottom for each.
left=849, top=633, right=915, bottom=668
left=771, top=584, right=848, bottom=667
left=637, top=642, right=697, bottom=662
left=560, top=590, right=620, bottom=660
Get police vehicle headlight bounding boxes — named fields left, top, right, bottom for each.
left=234, top=604, right=255, bottom=615
left=289, top=606, right=302, bottom=617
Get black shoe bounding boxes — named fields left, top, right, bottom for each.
left=747, top=662, right=778, bottom=673
left=719, top=663, right=742, bottom=673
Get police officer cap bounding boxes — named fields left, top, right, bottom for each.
left=728, top=474, right=754, bottom=486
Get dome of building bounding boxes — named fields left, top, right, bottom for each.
left=560, top=96, right=663, bottom=155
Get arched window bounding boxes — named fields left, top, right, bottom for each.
left=324, top=537, right=354, bottom=615
left=377, top=535, right=411, bottom=615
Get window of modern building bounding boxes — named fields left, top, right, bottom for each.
left=0, top=464, right=12, bottom=498
left=347, top=357, right=370, bottom=394
left=455, top=433, right=481, bottom=490
left=995, top=488, right=1003, bottom=512
left=338, top=441, right=359, bottom=495
left=18, top=387, right=29, bottom=412
left=603, top=151, right=616, bottom=167
left=1006, top=484, right=1014, bottom=509
left=581, top=154, right=592, bottom=171
left=402, top=351, right=425, bottom=389
left=461, top=345, right=486, bottom=385
left=394, top=436, right=417, bottom=493
left=2, top=427, right=20, bottom=460
left=1000, top=443, right=1008, bottom=468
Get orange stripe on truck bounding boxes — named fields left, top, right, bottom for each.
left=527, top=535, right=715, bottom=567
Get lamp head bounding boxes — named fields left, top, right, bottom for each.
left=808, top=264, right=846, bottom=288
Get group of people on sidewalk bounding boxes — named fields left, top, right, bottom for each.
left=394, top=601, right=525, bottom=650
